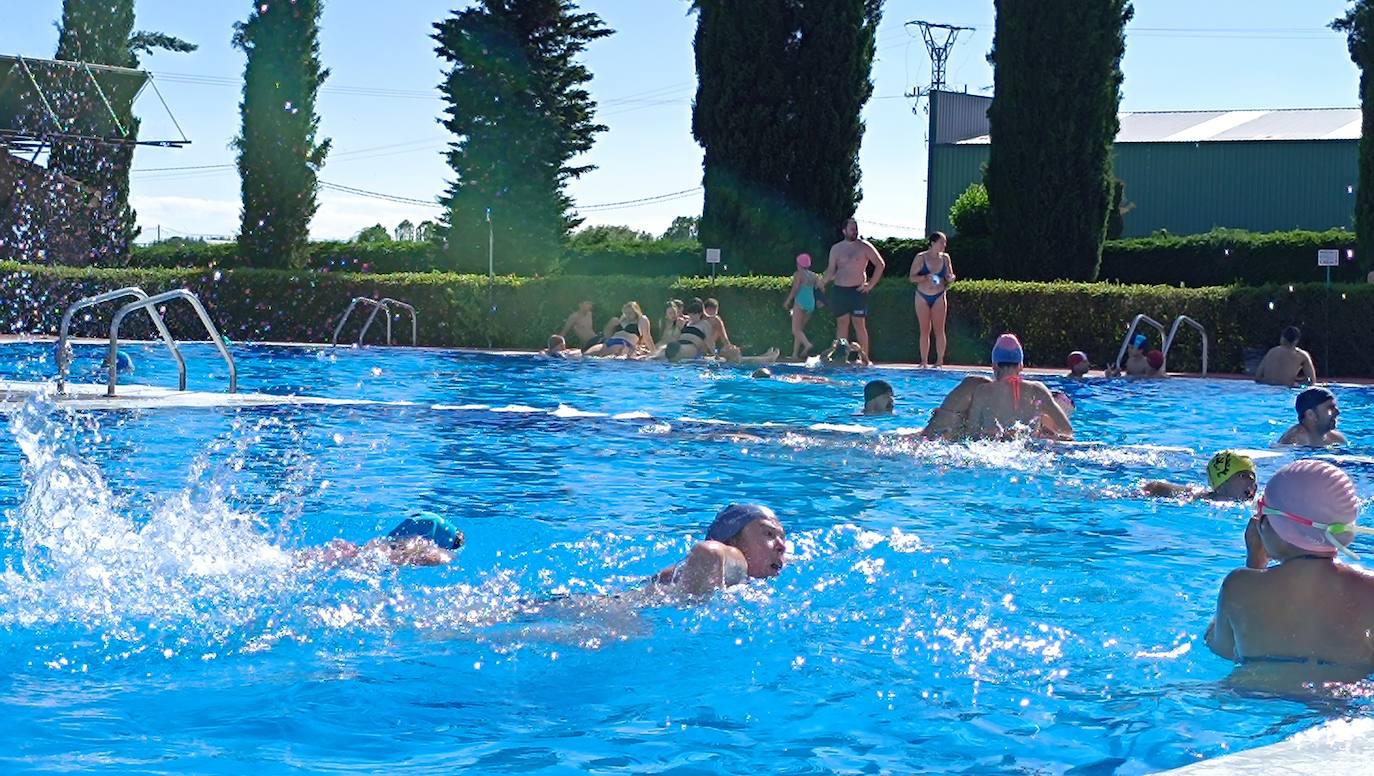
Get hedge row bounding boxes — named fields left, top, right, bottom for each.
left=3, top=262, right=1371, bottom=376
left=124, top=228, right=1368, bottom=287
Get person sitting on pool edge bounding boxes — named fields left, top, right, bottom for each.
left=541, top=334, right=583, bottom=359
left=1254, top=325, right=1316, bottom=387
left=1278, top=387, right=1347, bottom=447
left=965, top=333, right=1074, bottom=440
left=305, top=512, right=465, bottom=567
left=1143, top=450, right=1258, bottom=502
left=652, top=504, right=786, bottom=596
left=863, top=379, right=894, bottom=414
left=558, top=301, right=599, bottom=350
left=1205, top=460, right=1374, bottom=671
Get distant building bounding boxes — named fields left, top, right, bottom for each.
left=924, top=90, right=1359, bottom=238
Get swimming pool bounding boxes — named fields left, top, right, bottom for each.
left=2, top=342, right=1372, bottom=774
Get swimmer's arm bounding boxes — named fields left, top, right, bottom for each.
left=1253, top=352, right=1271, bottom=382
left=674, top=540, right=748, bottom=596
left=785, top=271, right=801, bottom=308
left=1244, top=518, right=1268, bottom=569
left=715, top=316, right=732, bottom=348
left=860, top=242, right=886, bottom=290
left=1031, top=384, right=1074, bottom=439
left=1141, top=480, right=1192, bottom=499
left=1299, top=351, right=1317, bottom=385
left=1205, top=571, right=1245, bottom=662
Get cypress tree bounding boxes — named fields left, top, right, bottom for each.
left=985, top=0, right=1133, bottom=280
left=434, top=0, right=611, bottom=275
left=692, top=0, right=880, bottom=275
left=233, top=0, right=330, bottom=269
left=1334, top=2, right=1374, bottom=274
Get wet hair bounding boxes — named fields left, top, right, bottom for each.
left=751, top=368, right=772, bottom=379
left=928, top=231, right=947, bottom=245
left=684, top=299, right=705, bottom=316
left=547, top=334, right=565, bottom=350
left=863, top=380, right=893, bottom=403
left=1282, top=325, right=1301, bottom=344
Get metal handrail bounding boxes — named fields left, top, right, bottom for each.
left=378, top=298, right=417, bottom=346
left=1164, top=315, right=1209, bottom=376
left=107, top=290, right=236, bottom=396
left=56, top=287, right=185, bottom=395
left=331, top=297, right=387, bottom=347
left=1114, top=314, right=1167, bottom=371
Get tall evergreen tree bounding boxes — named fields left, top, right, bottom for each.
left=1334, top=2, right=1374, bottom=274
left=48, top=0, right=194, bottom=263
left=692, top=0, right=880, bottom=275
left=985, top=0, right=1133, bottom=280
left=233, top=0, right=330, bottom=268
left=434, top=0, right=611, bottom=275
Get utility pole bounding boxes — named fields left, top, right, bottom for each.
left=904, top=20, right=975, bottom=114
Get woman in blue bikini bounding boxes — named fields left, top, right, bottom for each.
left=909, top=231, right=956, bottom=368
left=783, top=253, right=825, bottom=361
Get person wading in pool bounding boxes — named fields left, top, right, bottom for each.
left=862, top=380, right=894, bottom=415
left=1254, top=325, right=1317, bottom=387
left=964, top=334, right=1074, bottom=440
left=1143, top=450, right=1258, bottom=502
left=909, top=231, right=956, bottom=368
left=652, top=504, right=787, bottom=596
left=821, top=218, right=886, bottom=362
left=1205, top=460, right=1374, bottom=672
left=1278, top=387, right=1347, bottom=447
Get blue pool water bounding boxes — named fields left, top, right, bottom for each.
left=2, top=342, right=1373, bottom=774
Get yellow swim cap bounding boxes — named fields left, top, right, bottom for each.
left=1207, top=450, right=1256, bottom=490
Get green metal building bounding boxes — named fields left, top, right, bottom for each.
left=924, top=90, right=1359, bottom=238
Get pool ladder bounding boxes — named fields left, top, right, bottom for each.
left=331, top=297, right=417, bottom=347
left=56, top=287, right=237, bottom=396
left=1114, top=314, right=1209, bottom=375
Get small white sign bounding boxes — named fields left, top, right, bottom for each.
left=1318, top=249, right=1340, bottom=267
left=705, top=248, right=721, bottom=265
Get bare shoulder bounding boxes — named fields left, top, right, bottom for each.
left=859, top=238, right=883, bottom=256
left=1220, top=566, right=1265, bottom=599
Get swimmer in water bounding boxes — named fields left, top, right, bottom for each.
left=541, top=334, right=583, bottom=359
left=304, top=512, right=465, bottom=567
left=1143, top=450, right=1258, bottom=502
left=1066, top=351, right=1090, bottom=379
left=921, top=375, right=992, bottom=439
left=964, top=334, right=1074, bottom=440
left=862, top=379, right=894, bottom=415
left=652, top=504, right=787, bottom=596
left=1205, top=460, right=1374, bottom=673
left=1277, top=387, right=1348, bottom=447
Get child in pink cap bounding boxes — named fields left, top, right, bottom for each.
left=1205, top=460, right=1374, bottom=671
left=784, top=253, right=825, bottom=360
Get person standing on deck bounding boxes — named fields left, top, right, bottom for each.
left=821, top=218, right=885, bottom=363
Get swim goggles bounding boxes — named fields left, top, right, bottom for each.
left=1255, top=497, right=1374, bottom=560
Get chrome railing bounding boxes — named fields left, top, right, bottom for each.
left=377, top=298, right=417, bottom=346
left=331, top=297, right=418, bottom=347
left=1113, top=314, right=1167, bottom=371
left=1164, top=315, right=1209, bottom=376
left=107, top=290, right=236, bottom=396
left=56, top=287, right=184, bottom=395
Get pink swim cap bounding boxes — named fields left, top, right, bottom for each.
left=796, top=253, right=812, bottom=269
left=1262, top=460, right=1361, bottom=555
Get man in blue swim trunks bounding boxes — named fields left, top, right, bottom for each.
left=652, top=504, right=786, bottom=595
left=822, top=218, right=886, bottom=362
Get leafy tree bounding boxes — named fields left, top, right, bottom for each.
left=661, top=215, right=700, bottom=242
left=394, top=219, right=416, bottom=242
left=568, top=224, right=653, bottom=247
left=434, top=0, right=612, bottom=275
left=47, top=0, right=195, bottom=263
left=233, top=0, right=330, bottom=268
left=985, top=0, right=1132, bottom=280
left=692, top=0, right=880, bottom=274
left=415, top=220, right=439, bottom=242
left=356, top=224, right=390, bottom=243
left=949, top=183, right=990, bottom=237
left=1335, top=2, right=1374, bottom=273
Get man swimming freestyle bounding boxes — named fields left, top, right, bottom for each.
left=652, top=504, right=786, bottom=596
left=1277, top=387, right=1347, bottom=447
left=1143, top=450, right=1258, bottom=502
left=1206, top=460, right=1374, bottom=671
left=821, top=218, right=885, bottom=362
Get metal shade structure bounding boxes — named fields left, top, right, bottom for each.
left=0, top=54, right=188, bottom=152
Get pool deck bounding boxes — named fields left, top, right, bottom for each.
left=1158, top=717, right=1374, bottom=774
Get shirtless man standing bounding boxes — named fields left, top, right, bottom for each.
left=1254, top=326, right=1317, bottom=387
left=964, top=333, right=1074, bottom=440
left=821, top=218, right=886, bottom=361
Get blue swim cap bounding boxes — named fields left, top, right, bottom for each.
left=705, top=504, right=775, bottom=542
left=116, top=351, right=135, bottom=373
left=990, top=333, right=1024, bottom=366
left=1132, top=334, right=1147, bottom=350
left=387, top=511, right=464, bottom=549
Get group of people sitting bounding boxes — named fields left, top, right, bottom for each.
left=545, top=297, right=780, bottom=365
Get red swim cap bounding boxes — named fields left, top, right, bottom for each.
left=1066, top=351, right=1088, bottom=368
left=1146, top=350, right=1164, bottom=370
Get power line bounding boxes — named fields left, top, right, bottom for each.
left=577, top=187, right=702, bottom=211
left=319, top=180, right=441, bottom=208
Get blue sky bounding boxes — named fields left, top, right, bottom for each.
left=0, top=0, right=1360, bottom=242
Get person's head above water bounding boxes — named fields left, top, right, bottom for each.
left=705, top=504, right=786, bottom=578
left=1129, top=333, right=1147, bottom=354
left=546, top=334, right=566, bottom=352
left=863, top=379, right=894, bottom=414
left=991, top=333, right=1024, bottom=377
left=751, top=367, right=772, bottom=379
left=1255, top=460, right=1361, bottom=559
left=1282, top=325, right=1301, bottom=345
left=1146, top=350, right=1165, bottom=372
left=1295, top=387, right=1339, bottom=432
left=1207, top=450, right=1257, bottom=500
left=387, top=511, right=465, bottom=550
left=1066, top=350, right=1089, bottom=377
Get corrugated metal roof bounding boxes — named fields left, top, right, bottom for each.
left=955, top=107, right=1360, bottom=145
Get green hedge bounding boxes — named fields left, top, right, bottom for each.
left=3, top=261, right=1371, bottom=376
